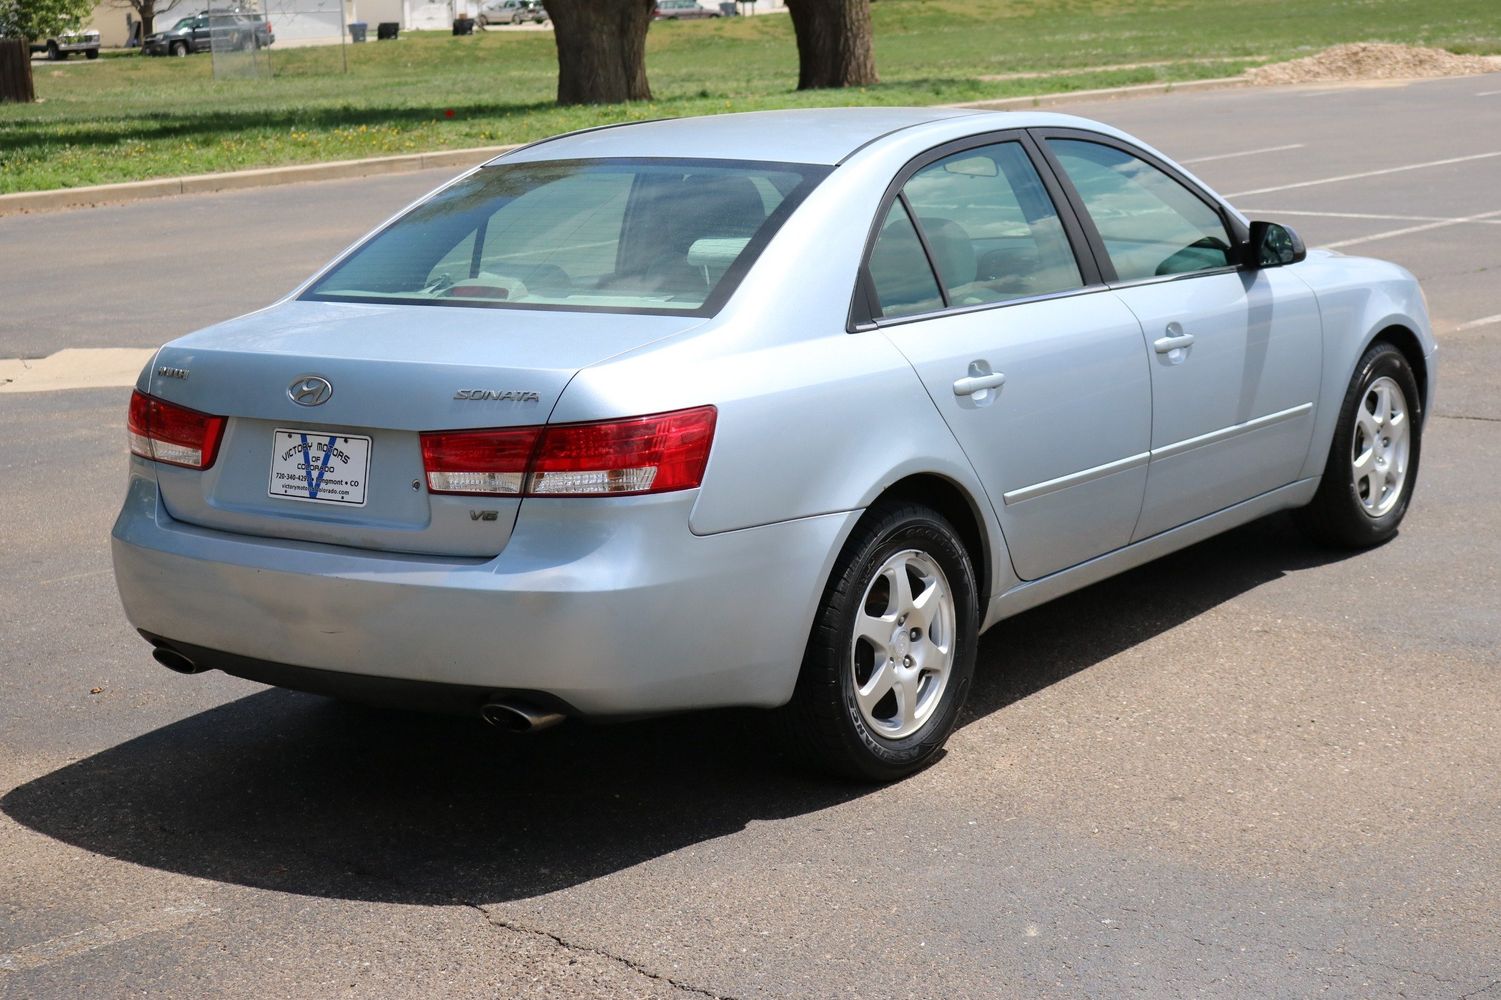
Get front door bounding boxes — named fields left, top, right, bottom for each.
left=1041, top=135, right=1322, bottom=540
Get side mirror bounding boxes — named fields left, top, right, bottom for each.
left=1246, top=220, right=1306, bottom=268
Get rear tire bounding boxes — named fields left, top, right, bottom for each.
left=47, top=42, right=62, bottom=60
left=85, top=48, right=99, bottom=59
left=1296, top=342, right=1423, bottom=547
left=777, top=502, right=978, bottom=782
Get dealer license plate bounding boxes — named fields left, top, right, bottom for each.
left=268, top=429, right=371, bottom=506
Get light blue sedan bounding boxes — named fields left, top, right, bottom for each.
left=113, top=109, right=1435, bottom=781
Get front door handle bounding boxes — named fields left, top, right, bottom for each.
left=1153, top=321, right=1195, bottom=355
left=953, top=371, right=1007, bottom=396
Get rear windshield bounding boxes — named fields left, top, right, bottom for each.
left=303, top=157, right=829, bottom=316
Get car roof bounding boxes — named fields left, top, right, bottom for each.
left=496, top=108, right=1108, bottom=167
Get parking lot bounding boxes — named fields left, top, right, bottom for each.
left=2, top=74, right=1499, bottom=998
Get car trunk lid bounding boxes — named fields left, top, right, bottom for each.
left=146, top=299, right=704, bottom=557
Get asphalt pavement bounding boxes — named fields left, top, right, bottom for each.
left=2, top=74, right=1499, bottom=999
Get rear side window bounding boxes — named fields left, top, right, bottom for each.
left=1047, top=139, right=1233, bottom=281
left=866, top=141, right=1083, bottom=320
left=902, top=142, right=1083, bottom=307
left=304, top=158, right=827, bottom=315
left=868, top=200, right=944, bottom=319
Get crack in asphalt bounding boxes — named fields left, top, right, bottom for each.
left=462, top=903, right=738, bottom=1000
left=150, top=825, right=736, bottom=1000
left=1459, top=980, right=1501, bottom=999
left=1438, top=413, right=1501, bottom=423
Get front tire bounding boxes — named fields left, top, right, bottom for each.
left=170, top=41, right=188, bottom=56
left=1296, top=342, right=1423, bottom=547
left=778, top=503, right=978, bottom=782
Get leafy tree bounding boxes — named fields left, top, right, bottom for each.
left=542, top=0, right=655, bottom=105
left=785, top=0, right=877, bottom=89
left=0, top=0, right=95, bottom=41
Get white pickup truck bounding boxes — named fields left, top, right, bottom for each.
left=30, top=29, right=101, bottom=60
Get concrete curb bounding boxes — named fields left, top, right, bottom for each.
left=0, top=144, right=517, bottom=216
left=0, top=75, right=1253, bottom=217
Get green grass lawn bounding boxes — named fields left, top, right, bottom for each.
left=2, top=0, right=1498, bottom=193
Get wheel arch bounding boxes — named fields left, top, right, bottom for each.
left=1368, top=323, right=1429, bottom=416
left=864, top=473, right=993, bottom=613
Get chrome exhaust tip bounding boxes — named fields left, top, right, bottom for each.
left=481, top=700, right=565, bottom=733
left=152, top=647, right=207, bottom=675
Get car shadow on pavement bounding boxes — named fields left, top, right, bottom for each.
left=2, top=513, right=1357, bottom=905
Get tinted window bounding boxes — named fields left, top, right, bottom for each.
left=1048, top=139, right=1233, bottom=281
left=305, top=159, right=826, bottom=315
left=902, top=142, right=1082, bottom=306
left=868, top=200, right=943, bottom=319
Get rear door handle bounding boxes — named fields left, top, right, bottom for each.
left=953, top=372, right=1007, bottom=396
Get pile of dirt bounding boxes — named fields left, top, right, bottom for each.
left=1248, top=43, right=1497, bottom=85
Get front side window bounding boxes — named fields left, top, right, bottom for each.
left=304, top=158, right=826, bottom=315
left=1048, top=139, right=1233, bottom=282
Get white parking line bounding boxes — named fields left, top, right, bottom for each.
left=1180, top=143, right=1304, bottom=165
left=1226, top=150, right=1501, bottom=198
left=1478, top=90, right=1501, bottom=97
left=1242, top=208, right=1501, bottom=225
left=1322, top=208, right=1501, bottom=249
left=1456, top=314, right=1501, bottom=332
left=0, top=903, right=215, bottom=973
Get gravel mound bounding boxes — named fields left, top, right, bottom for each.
left=1248, top=43, right=1498, bottom=85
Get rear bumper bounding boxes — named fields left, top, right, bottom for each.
left=112, top=472, right=855, bottom=716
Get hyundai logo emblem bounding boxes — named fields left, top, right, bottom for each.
left=288, top=375, right=333, bottom=407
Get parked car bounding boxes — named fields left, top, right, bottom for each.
left=653, top=0, right=719, bottom=18
left=143, top=11, right=273, bottom=55
left=29, top=28, right=100, bottom=60
left=113, top=109, right=1434, bottom=781
left=477, top=0, right=548, bottom=25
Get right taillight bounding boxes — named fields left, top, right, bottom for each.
left=420, top=405, right=716, bottom=498
left=128, top=390, right=226, bottom=470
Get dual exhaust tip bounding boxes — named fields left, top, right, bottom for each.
left=151, top=645, right=563, bottom=733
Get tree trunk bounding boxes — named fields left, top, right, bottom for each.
left=0, top=38, right=35, bottom=104
left=543, top=0, right=654, bottom=105
left=784, top=0, right=877, bottom=90
left=141, top=7, right=155, bottom=38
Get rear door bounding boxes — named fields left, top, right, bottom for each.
left=864, top=134, right=1153, bottom=581
left=1038, top=132, right=1322, bottom=540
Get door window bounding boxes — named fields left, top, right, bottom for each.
left=865, top=141, right=1084, bottom=319
left=1047, top=139, right=1233, bottom=282
left=901, top=142, right=1083, bottom=307
left=867, top=199, right=944, bottom=318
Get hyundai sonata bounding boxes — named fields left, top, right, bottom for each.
left=113, top=109, right=1434, bottom=780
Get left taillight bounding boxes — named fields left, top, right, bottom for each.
left=128, top=390, right=227, bottom=470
